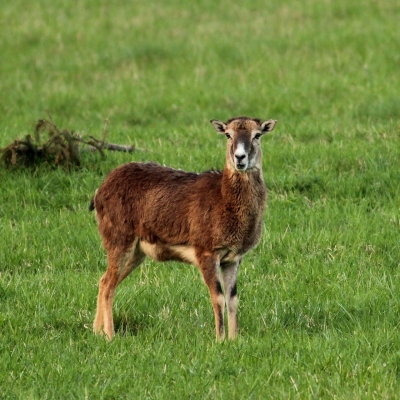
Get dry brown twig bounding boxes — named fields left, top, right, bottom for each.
left=0, top=115, right=144, bottom=169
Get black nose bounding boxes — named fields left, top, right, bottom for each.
left=235, top=154, right=246, bottom=161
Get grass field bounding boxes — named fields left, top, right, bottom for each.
left=1, top=0, right=400, bottom=398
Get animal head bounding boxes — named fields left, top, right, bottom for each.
left=210, top=116, right=277, bottom=172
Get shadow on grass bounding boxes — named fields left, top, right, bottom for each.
left=113, top=313, right=154, bottom=337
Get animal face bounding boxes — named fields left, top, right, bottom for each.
left=210, top=117, right=277, bottom=172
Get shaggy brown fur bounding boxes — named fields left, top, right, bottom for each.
left=91, top=116, right=277, bottom=340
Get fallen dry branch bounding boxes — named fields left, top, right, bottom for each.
left=87, top=136, right=136, bottom=153
left=0, top=116, right=142, bottom=169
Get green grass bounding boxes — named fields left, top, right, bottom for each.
left=1, top=0, right=400, bottom=398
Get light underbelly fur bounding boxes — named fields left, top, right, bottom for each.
left=140, top=241, right=198, bottom=265
left=139, top=240, right=242, bottom=266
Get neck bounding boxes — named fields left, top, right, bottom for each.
left=222, top=165, right=266, bottom=204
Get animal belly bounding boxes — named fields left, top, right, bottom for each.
left=140, top=241, right=198, bottom=265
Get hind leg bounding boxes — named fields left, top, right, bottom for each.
left=94, top=238, right=145, bottom=340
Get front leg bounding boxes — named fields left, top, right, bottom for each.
left=221, top=260, right=240, bottom=339
left=196, top=251, right=225, bottom=341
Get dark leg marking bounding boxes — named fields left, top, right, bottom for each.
left=217, top=309, right=224, bottom=335
left=216, top=280, right=224, bottom=335
left=230, top=283, right=237, bottom=298
left=216, top=280, right=223, bottom=295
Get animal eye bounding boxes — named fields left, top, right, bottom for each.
left=254, top=133, right=261, bottom=140
left=225, top=134, right=231, bottom=139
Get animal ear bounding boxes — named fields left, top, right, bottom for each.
left=210, top=119, right=227, bottom=134
left=261, top=119, right=277, bottom=133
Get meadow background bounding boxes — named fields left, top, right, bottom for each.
left=1, top=0, right=400, bottom=398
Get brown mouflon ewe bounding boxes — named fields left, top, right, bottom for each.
left=90, top=116, right=277, bottom=340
